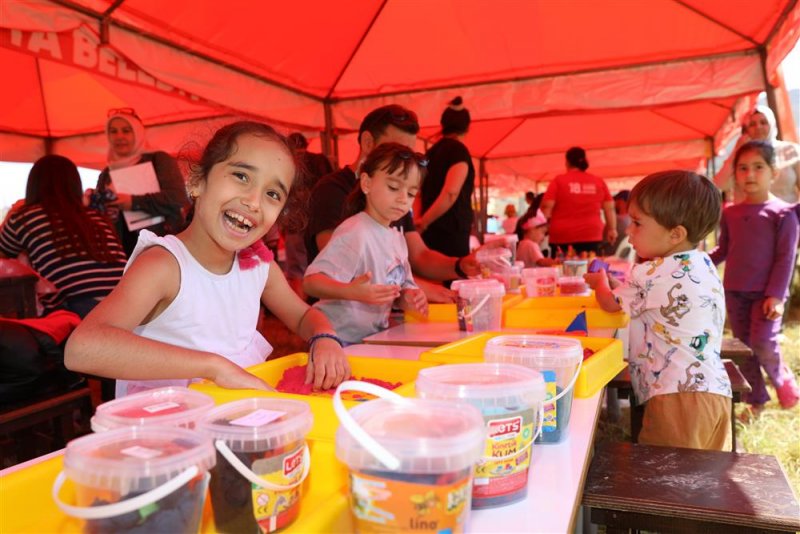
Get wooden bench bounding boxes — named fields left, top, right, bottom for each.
left=721, top=337, right=754, bottom=367
left=583, top=442, right=800, bottom=533
left=608, top=359, right=751, bottom=450
left=0, top=385, right=93, bottom=466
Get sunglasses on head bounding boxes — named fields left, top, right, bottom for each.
left=397, top=149, right=429, bottom=167
left=363, top=106, right=418, bottom=132
left=107, top=107, right=140, bottom=119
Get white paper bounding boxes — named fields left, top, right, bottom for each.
left=109, top=162, right=166, bottom=231
left=229, top=409, right=286, bottom=427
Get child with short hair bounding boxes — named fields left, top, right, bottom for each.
left=710, top=140, right=800, bottom=412
left=516, top=209, right=555, bottom=267
left=66, top=121, right=349, bottom=396
left=585, top=170, right=732, bottom=451
left=304, top=143, right=429, bottom=344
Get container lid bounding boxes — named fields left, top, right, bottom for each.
left=416, top=363, right=545, bottom=408
left=91, top=387, right=215, bottom=432
left=476, top=247, right=512, bottom=263
left=199, top=398, right=312, bottom=452
left=563, top=259, right=588, bottom=266
left=484, top=335, right=583, bottom=367
left=458, top=279, right=505, bottom=298
left=335, top=398, right=485, bottom=473
left=64, top=426, right=215, bottom=492
left=558, top=276, right=590, bottom=294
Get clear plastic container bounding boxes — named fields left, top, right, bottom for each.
left=335, top=394, right=484, bottom=533
left=483, top=335, right=583, bottom=443
left=416, top=363, right=545, bottom=509
left=476, top=247, right=512, bottom=278
left=91, top=386, right=215, bottom=432
left=558, top=276, right=590, bottom=296
left=457, top=279, right=506, bottom=332
left=562, top=259, right=588, bottom=277
left=55, top=426, right=215, bottom=533
left=200, top=398, right=313, bottom=533
left=522, top=267, right=559, bottom=297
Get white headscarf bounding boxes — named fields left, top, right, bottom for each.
left=747, top=105, right=779, bottom=142
left=106, top=111, right=147, bottom=170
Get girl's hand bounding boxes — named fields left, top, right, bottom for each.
left=211, top=359, right=274, bottom=391
left=605, top=227, right=618, bottom=244
left=762, top=297, right=784, bottom=321
left=536, top=257, right=556, bottom=267
left=398, top=288, right=428, bottom=317
left=584, top=271, right=610, bottom=291
left=305, top=338, right=350, bottom=390
left=347, top=272, right=401, bottom=304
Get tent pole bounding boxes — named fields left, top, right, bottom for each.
left=706, top=137, right=716, bottom=177
left=322, top=101, right=337, bottom=169
left=479, top=158, right=488, bottom=244
left=759, top=46, right=784, bottom=140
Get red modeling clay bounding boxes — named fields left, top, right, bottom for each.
left=275, top=365, right=401, bottom=396
left=583, top=348, right=595, bottom=361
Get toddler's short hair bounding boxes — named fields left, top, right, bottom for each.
left=629, top=170, right=721, bottom=245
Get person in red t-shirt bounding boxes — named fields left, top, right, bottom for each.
left=540, top=147, right=617, bottom=256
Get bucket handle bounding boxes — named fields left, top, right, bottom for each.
left=333, top=380, right=410, bottom=472
left=549, top=356, right=583, bottom=404
left=462, top=294, right=491, bottom=320
left=215, top=440, right=310, bottom=490
left=52, top=466, right=201, bottom=520
left=481, top=404, right=544, bottom=462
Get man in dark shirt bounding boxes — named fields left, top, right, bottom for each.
left=305, top=105, right=485, bottom=302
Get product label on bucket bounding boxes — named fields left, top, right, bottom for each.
left=473, top=407, right=534, bottom=499
left=456, top=297, right=469, bottom=331
left=349, top=471, right=472, bottom=533
left=542, top=370, right=558, bottom=432
left=250, top=444, right=304, bottom=533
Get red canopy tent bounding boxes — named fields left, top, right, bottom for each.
left=1, top=0, right=798, bottom=194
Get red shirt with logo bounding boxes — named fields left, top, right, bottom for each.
left=543, top=169, right=611, bottom=244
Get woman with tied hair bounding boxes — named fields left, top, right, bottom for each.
left=0, top=155, right=127, bottom=318
left=715, top=105, right=800, bottom=204
left=94, top=108, right=190, bottom=256
left=540, top=146, right=617, bottom=256
left=415, top=96, right=475, bottom=258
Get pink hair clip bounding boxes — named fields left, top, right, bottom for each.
left=238, top=240, right=274, bottom=270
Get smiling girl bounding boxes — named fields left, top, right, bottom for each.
left=710, top=140, right=800, bottom=412
left=303, top=143, right=429, bottom=344
left=66, top=121, right=349, bottom=397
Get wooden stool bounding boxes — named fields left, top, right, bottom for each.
left=0, top=385, right=93, bottom=466
left=608, top=359, right=751, bottom=450
left=583, top=442, right=800, bottom=533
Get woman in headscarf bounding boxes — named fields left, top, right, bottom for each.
left=415, top=96, right=475, bottom=257
left=94, top=108, right=189, bottom=255
left=716, top=105, right=800, bottom=204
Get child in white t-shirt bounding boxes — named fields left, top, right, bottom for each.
left=304, top=143, right=428, bottom=344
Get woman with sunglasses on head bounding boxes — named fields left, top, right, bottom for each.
left=415, top=96, right=475, bottom=258
left=304, top=143, right=429, bottom=344
left=94, top=108, right=190, bottom=256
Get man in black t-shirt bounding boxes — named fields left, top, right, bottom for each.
left=305, top=105, right=485, bottom=302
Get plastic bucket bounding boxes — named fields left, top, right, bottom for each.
left=483, top=335, right=583, bottom=443
left=457, top=279, right=506, bottom=332
left=53, top=426, right=215, bottom=533
left=558, top=276, right=590, bottom=296
left=476, top=247, right=512, bottom=279
left=334, top=381, right=485, bottom=533
left=522, top=267, right=558, bottom=297
left=91, top=386, right=215, bottom=432
left=415, top=363, right=545, bottom=508
left=200, top=398, right=313, bottom=533
left=500, top=264, right=522, bottom=294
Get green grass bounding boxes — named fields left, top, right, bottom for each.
left=735, top=319, right=800, bottom=495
